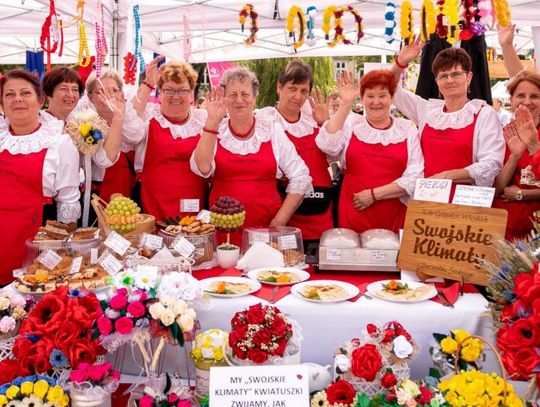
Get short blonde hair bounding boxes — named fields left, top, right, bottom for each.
left=507, top=70, right=540, bottom=96
left=158, top=61, right=198, bottom=90
left=85, top=69, right=123, bottom=94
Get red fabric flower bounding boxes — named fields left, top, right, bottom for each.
left=274, top=338, right=287, bottom=357
left=115, top=317, right=134, bottom=335
left=109, top=293, right=128, bottom=310
left=246, top=303, right=265, bottom=325
left=69, top=338, right=98, bottom=367
left=502, top=347, right=540, bottom=380
left=127, top=301, right=146, bottom=318
left=248, top=348, right=269, bottom=364
left=19, top=290, right=68, bottom=335
left=326, top=380, right=356, bottom=405
left=381, top=371, right=398, bottom=389
left=514, top=271, right=540, bottom=304
left=55, top=321, right=82, bottom=350
left=350, top=344, right=382, bottom=382
left=252, top=328, right=272, bottom=346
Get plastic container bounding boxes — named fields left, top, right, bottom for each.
left=24, top=237, right=100, bottom=265
left=320, top=228, right=360, bottom=249
left=241, top=226, right=304, bottom=267
left=158, top=229, right=216, bottom=265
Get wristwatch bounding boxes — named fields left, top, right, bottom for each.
left=515, top=190, right=524, bottom=201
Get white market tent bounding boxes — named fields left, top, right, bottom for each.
left=0, top=0, right=539, bottom=67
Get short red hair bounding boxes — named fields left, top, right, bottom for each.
left=360, top=69, right=397, bottom=97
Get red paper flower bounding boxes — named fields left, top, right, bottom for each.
left=350, top=344, right=382, bottom=381
left=127, top=301, right=146, bottom=318
left=326, top=380, right=356, bottom=405
left=502, top=347, right=540, bottom=380
left=69, top=338, right=98, bottom=367
left=19, top=292, right=67, bottom=336
left=55, top=321, right=83, bottom=350
left=274, top=338, right=287, bottom=357
left=381, top=371, right=398, bottom=389
left=97, top=316, right=113, bottom=336
left=245, top=303, right=265, bottom=325
left=514, top=271, right=540, bottom=304
left=252, top=328, right=272, bottom=346
left=110, top=293, right=128, bottom=310
left=248, top=348, right=269, bottom=364
left=115, top=316, right=134, bottom=335
left=418, top=386, right=435, bottom=404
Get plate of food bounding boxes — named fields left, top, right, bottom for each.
left=247, top=267, right=310, bottom=286
left=200, top=276, right=261, bottom=297
left=366, top=280, right=437, bottom=303
left=291, top=280, right=359, bottom=303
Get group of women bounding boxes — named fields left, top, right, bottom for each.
left=2, top=31, right=540, bottom=284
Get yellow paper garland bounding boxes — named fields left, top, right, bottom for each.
left=238, top=4, right=259, bottom=45
left=420, top=0, right=436, bottom=42
left=323, top=5, right=364, bottom=48
left=493, top=0, right=511, bottom=28
left=442, top=0, right=460, bottom=44
left=322, top=5, right=337, bottom=40
left=400, top=0, right=414, bottom=45
left=286, top=5, right=306, bottom=49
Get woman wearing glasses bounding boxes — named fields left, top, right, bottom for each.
left=392, top=41, right=504, bottom=190
left=191, top=67, right=312, bottom=244
left=132, top=59, right=208, bottom=220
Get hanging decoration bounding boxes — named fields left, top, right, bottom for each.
left=323, top=5, right=364, bottom=47
left=400, top=0, right=414, bottom=45
left=183, top=10, right=192, bottom=62
left=40, top=0, right=64, bottom=72
left=477, top=0, right=495, bottom=30
left=384, top=2, right=397, bottom=44
left=286, top=5, right=306, bottom=50
left=322, top=6, right=337, bottom=40
left=123, top=52, right=137, bottom=85
left=493, top=0, right=511, bottom=28
left=420, top=0, right=436, bottom=42
left=78, top=22, right=91, bottom=67
left=306, top=6, right=317, bottom=46
left=132, top=5, right=145, bottom=72
left=442, top=0, right=460, bottom=44
left=94, top=0, right=108, bottom=77
left=460, top=0, right=485, bottom=40
left=435, top=0, right=448, bottom=38
left=239, top=4, right=259, bottom=45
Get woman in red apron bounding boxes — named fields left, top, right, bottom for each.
left=131, top=59, right=208, bottom=221
left=258, top=60, right=334, bottom=244
left=318, top=70, right=423, bottom=233
left=191, top=67, right=312, bottom=245
left=493, top=71, right=540, bottom=240
left=0, top=70, right=81, bottom=286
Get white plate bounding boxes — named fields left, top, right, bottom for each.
left=199, top=276, right=261, bottom=297
left=247, top=267, right=310, bottom=286
left=366, top=280, right=437, bottom=303
left=291, top=280, right=360, bottom=303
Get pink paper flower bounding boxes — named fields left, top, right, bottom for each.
left=127, top=301, right=146, bottom=318
left=115, top=317, right=134, bottom=335
left=70, top=367, right=89, bottom=383
left=88, top=364, right=107, bottom=382
left=177, top=400, right=192, bottom=407
left=139, top=395, right=154, bottom=407
left=9, top=294, right=26, bottom=308
left=97, top=316, right=113, bottom=336
left=0, top=316, right=16, bottom=333
left=110, top=293, right=128, bottom=310
left=168, top=393, right=179, bottom=403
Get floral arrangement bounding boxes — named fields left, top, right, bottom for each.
left=323, top=5, right=364, bottom=47
left=0, top=289, right=30, bottom=338
left=134, top=374, right=192, bottom=407
left=438, top=370, right=523, bottom=407
left=311, top=380, right=363, bottom=407
left=65, top=109, right=109, bottom=156
left=334, top=322, right=417, bottom=397
left=148, top=297, right=197, bottom=347
left=441, top=0, right=460, bottom=44
left=191, top=329, right=228, bottom=368
left=238, top=4, right=258, bottom=45
left=111, top=267, right=159, bottom=297
left=0, top=375, right=69, bottom=407
left=157, top=273, right=203, bottom=305
left=228, top=303, right=296, bottom=364
left=493, top=0, right=511, bottom=28
left=59, top=361, right=120, bottom=398
left=371, top=379, right=448, bottom=407
left=430, top=329, right=484, bottom=375
left=0, top=287, right=103, bottom=386
left=400, top=0, right=414, bottom=45
left=286, top=5, right=306, bottom=49
left=420, top=0, right=436, bottom=42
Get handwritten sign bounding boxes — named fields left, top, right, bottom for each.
left=196, top=210, right=212, bottom=224
left=181, top=199, right=200, bottom=213
left=104, top=231, right=131, bottom=256
left=173, top=236, right=195, bottom=258
left=141, top=233, right=163, bottom=251
left=452, top=185, right=496, bottom=208
left=37, top=250, right=62, bottom=270
left=398, top=201, right=507, bottom=285
left=98, top=251, right=123, bottom=275
left=209, top=365, right=309, bottom=407
left=278, top=235, right=297, bottom=250
left=413, top=178, right=452, bottom=203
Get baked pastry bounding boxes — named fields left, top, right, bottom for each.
left=46, top=220, right=76, bottom=233
left=71, top=227, right=98, bottom=240
left=38, top=225, right=69, bottom=240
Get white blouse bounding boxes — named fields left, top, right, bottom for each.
left=258, top=106, right=319, bottom=138
left=392, top=88, right=504, bottom=187
left=0, top=120, right=81, bottom=223
left=318, top=115, right=424, bottom=198
left=189, top=115, right=313, bottom=196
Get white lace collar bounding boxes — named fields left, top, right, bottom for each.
left=151, top=105, right=206, bottom=139
left=351, top=115, right=413, bottom=145
left=218, top=115, right=274, bottom=155
left=258, top=106, right=317, bottom=138
left=0, top=119, right=59, bottom=155
left=425, top=99, right=485, bottom=130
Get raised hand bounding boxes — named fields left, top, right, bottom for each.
left=309, top=87, right=330, bottom=126
left=144, top=55, right=165, bottom=87
left=497, top=24, right=515, bottom=47
left=397, top=35, right=424, bottom=66
left=205, top=87, right=227, bottom=125
left=503, top=121, right=526, bottom=158
left=514, top=104, right=540, bottom=153
left=336, top=71, right=359, bottom=104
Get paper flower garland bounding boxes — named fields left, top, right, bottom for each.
left=94, top=1, right=108, bottom=77
left=420, top=0, right=436, bottom=42
left=477, top=0, right=495, bottom=29
left=384, top=2, right=397, bottom=44
left=323, top=5, right=364, bottom=47
left=286, top=5, right=306, bottom=49
left=400, top=0, right=414, bottom=45
left=442, top=0, right=460, bottom=44
left=239, top=4, right=259, bottom=45
left=40, top=0, right=64, bottom=71
left=435, top=0, right=448, bottom=38
left=132, top=5, right=145, bottom=73
left=123, top=52, right=137, bottom=85
left=322, top=6, right=337, bottom=40
left=306, top=6, right=317, bottom=46
left=78, top=22, right=91, bottom=68
left=493, top=0, right=511, bottom=28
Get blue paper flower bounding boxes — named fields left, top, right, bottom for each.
left=23, top=375, right=37, bottom=383
left=25, top=334, right=40, bottom=343
left=50, top=349, right=69, bottom=368
left=0, top=383, right=10, bottom=395
left=93, top=129, right=103, bottom=141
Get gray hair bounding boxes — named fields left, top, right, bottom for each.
left=85, top=69, right=123, bottom=94
left=219, top=67, right=259, bottom=97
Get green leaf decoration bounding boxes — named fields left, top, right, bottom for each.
left=355, top=393, right=371, bottom=407
left=459, top=359, right=468, bottom=372
left=433, top=333, right=446, bottom=343
left=91, top=329, right=101, bottom=341
left=100, top=300, right=108, bottom=310
left=429, top=367, right=441, bottom=379
left=164, top=372, right=172, bottom=394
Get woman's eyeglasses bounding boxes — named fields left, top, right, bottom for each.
left=161, top=88, right=191, bottom=96
left=436, top=71, right=467, bottom=81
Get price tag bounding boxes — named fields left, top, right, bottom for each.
left=250, top=232, right=270, bottom=244
left=371, top=250, right=387, bottom=261
left=181, top=199, right=200, bottom=213
left=413, top=178, right=452, bottom=203
left=37, top=249, right=62, bottom=270
left=69, top=256, right=83, bottom=274
left=173, top=237, right=196, bottom=258
left=104, top=231, right=131, bottom=256
left=326, top=249, right=342, bottom=261
left=153, top=247, right=175, bottom=260
left=278, top=235, right=297, bottom=250
left=452, top=185, right=496, bottom=208
left=136, top=265, right=159, bottom=275
left=90, top=248, right=99, bottom=264
left=98, top=253, right=123, bottom=275
left=141, top=233, right=163, bottom=250
left=196, top=209, right=212, bottom=224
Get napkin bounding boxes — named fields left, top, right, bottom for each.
left=431, top=282, right=478, bottom=306
left=236, top=242, right=284, bottom=270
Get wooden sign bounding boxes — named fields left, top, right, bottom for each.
left=397, top=200, right=508, bottom=285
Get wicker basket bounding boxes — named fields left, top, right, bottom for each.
left=342, top=364, right=410, bottom=397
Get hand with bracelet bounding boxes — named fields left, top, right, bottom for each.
left=353, top=189, right=376, bottom=211
left=393, top=35, right=425, bottom=71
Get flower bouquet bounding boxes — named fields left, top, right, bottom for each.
left=65, top=109, right=109, bottom=156
left=0, top=289, right=30, bottom=341
left=226, top=303, right=301, bottom=366
left=130, top=373, right=193, bottom=407
left=0, top=375, right=69, bottom=407
left=190, top=329, right=228, bottom=397
left=59, top=362, right=120, bottom=407
left=310, top=379, right=364, bottom=407
left=430, top=329, right=484, bottom=376
left=333, top=322, right=418, bottom=397
left=371, top=379, right=449, bottom=407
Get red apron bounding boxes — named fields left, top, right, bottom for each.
left=338, top=134, right=408, bottom=233
left=285, top=128, right=334, bottom=240
left=0, top=148, right=47, bottom=285
left=140, top=118, right=208, bottom=220
left=211, top=140, right=282, bottom=245
left=99, top=151, right=136, bottom=202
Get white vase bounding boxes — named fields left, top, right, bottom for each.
left=70, top=393, right=111, bottom=407
left=216, top=247, right=240, bottom=268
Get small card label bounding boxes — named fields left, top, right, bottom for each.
left=196, top=209, right=212, bottom=224
left=452, top=185, right=496, bottom=208
left=278, top=235, right=297, bottom=250
left=326, top=249, right=342, bottom=261
left=414, top=178, right=452, bottom=203
left=90, top=248, right=99, bottom=264
left=181, top=199, right=200, bottom=213
left=37, top=249, right=62, bottom=270
left=371, top=250, right=387, bottom=261
left=136, top=265, right=159, bottom=275
left=141, top=233, right=163, bottom=250
left=173, top=236, right=196, bottom=258
left=250, top=232, right=270, bottom=244
left=98, top=252, right=123, bottom=275
left=153, top=247, right=175, bottom=260
left=104, top=231, right=131, bottom=256
left=69, top=256, right=83, bottom=274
